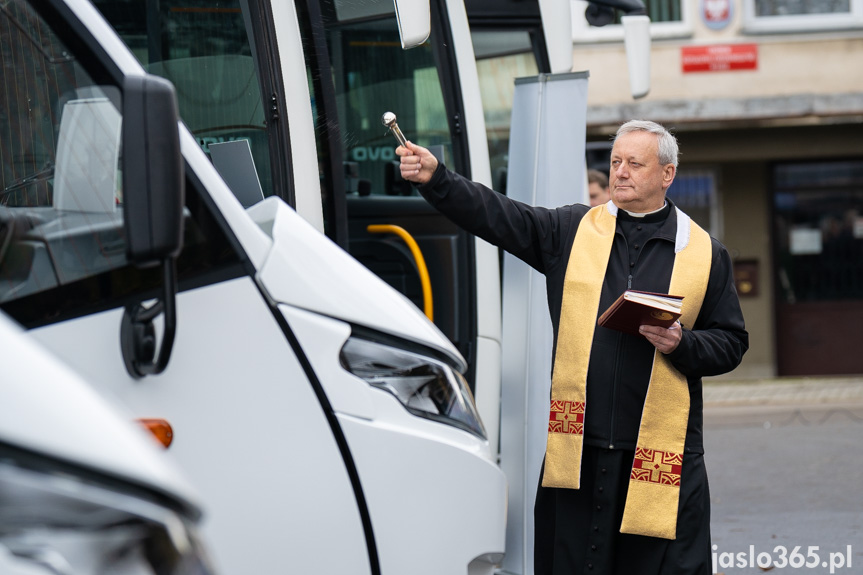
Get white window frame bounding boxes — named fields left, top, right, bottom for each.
left=570, top=0, right=693, bottom=43
left=742, top=0, right=863, bottom=34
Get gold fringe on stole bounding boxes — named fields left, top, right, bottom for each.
left=619, top=220, right=712, bottom=539
left=542, top=205, right=615, bottom=489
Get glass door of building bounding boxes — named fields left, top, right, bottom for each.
left=772, top=160, right=863, bottom=376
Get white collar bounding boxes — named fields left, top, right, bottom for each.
left=605, top=201, right=692, bottom=253
left=623, top=201, right=667, bottom=218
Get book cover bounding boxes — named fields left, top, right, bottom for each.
left=597, top=290, right=684, bottom=336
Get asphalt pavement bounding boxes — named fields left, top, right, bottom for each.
left=703, top=376, right=863, bottom=575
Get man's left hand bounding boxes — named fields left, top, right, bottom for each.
left=639, top=322, right=682, bottom=354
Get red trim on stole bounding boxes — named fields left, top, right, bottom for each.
left=548, top=400, right=585, bottom=435
left=631, top=447, right=683, bottom=486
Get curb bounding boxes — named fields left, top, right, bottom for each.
left=703, top=376, right=863, bottom=407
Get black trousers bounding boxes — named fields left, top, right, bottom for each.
left=534, top=445, right=712, bottom=575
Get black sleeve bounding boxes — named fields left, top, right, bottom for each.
left=417, top=164, right=581, bottom=273
left=665, top=239, right=749, bottom=377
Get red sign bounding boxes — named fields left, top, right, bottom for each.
left=681, top=44, right=758, bottom=73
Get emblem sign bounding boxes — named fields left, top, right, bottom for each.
left=701, top=0, right=733, bottom=30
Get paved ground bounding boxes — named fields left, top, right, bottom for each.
left=703, top=376, right=863, bottom=575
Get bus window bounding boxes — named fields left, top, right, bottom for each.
left=0, top=0, right=125, bottom=303
left=93, top=0, right=276, bottom=200
left=472, top=29, right=540, bottom=195
left=313, top=0, right=453, bottom=198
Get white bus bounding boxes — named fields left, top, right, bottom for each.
left=90, top=0, right=513, bottom=455
left=0, top=0, right=505, bottom=573
left=0, top=0, right=649, bottom=572
left=0, top=312, right=215, bottom=575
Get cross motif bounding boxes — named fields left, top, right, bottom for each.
left=631, top=448, right=682, bottom=485
left=554, top=409, right=583, bottom=433
left=547, top=400, right=585, bottom=435
left=644, top=450, right=673, bottom=483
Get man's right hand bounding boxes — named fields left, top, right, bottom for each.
left=396, top=141, right=438, bottom=185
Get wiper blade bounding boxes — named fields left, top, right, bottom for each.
left=2, top=163, right=54, bottom=196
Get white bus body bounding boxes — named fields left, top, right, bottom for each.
left=0, top=312, right=215, bottom=575
left=0, top=0, right=650, bottom=572
left=0, top=0, right=506, bottom=573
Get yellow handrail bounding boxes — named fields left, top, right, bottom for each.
left=366, top=224, right=433, bottom=322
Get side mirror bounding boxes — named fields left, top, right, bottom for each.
left=120, top=74, right=183, bottom=378
left=393, top=0, right=430, bottom=49
left=621, top=15, right=651, bottom=99
left=582, top=0, right=651, bottom=99
left=122, top=74, right=184, bottom=266
left=538, top=0, right=574, bottom=73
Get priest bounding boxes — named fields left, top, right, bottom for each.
left=396, top=120, right=748, bottom=575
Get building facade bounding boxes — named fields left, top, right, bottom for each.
left=570, top=0, right=863, bottom=379
left=469, top=0, right=862, bottom=379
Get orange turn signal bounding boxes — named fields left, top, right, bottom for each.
left=136, top=418, right=174, bottom=449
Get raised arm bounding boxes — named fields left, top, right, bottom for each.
left=397, top=141, right=581, bottom=272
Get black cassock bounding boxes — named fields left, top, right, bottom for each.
left=415, top=164, right=748, bottom=575
left=534, top=446, right=712, bottom=575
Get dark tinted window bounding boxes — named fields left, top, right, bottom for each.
left=310, top=0, right=454, bottom=198
left=94, top=0, right=275, bottom=199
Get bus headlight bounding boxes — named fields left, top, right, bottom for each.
left=0, top=446, right=215, bottom=575
left=340, top=337, right=486, bottom=440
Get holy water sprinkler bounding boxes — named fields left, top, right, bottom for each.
left=381, top=111, right=407, bottom=147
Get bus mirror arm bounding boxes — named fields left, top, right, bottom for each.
left=585, top=0, right=646, bottom=18
left=120, top=74, right=184, bottom=378
left=121, top=259, right=178, bottom=378
left=583, top=0, right=651, bottom=100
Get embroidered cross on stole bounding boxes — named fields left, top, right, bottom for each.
left=541, top=202, right=712, bottom=540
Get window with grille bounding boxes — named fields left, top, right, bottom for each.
left=743, top=0, right=863, bottom=32
left=571, top=0, right=690, bottom=42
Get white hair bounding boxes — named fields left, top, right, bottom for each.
left=614, top=120, right=679, bottom=168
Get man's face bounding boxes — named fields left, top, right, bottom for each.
left=588, top=182, right=610, bottom=207
left=609, top=130, right=675, bottom=213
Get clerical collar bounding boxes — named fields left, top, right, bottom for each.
left=624, top=201, right=667, bottom=218
left=616, top=201, right=671, bottom=223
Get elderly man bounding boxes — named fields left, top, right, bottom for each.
left=397, top=120, right=748, bottom=575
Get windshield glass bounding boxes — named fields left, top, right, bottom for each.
left=0, top=0, right=241, bottom=324
left=93, top=0, right=274, bottom=199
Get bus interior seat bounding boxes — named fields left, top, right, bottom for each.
left=53, top=97, right=121, bottom=214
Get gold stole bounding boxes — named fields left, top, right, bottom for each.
left=541, top=203, right=712, bottom=540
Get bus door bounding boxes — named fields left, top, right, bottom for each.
left=298, top=0, right=481, bottom=387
